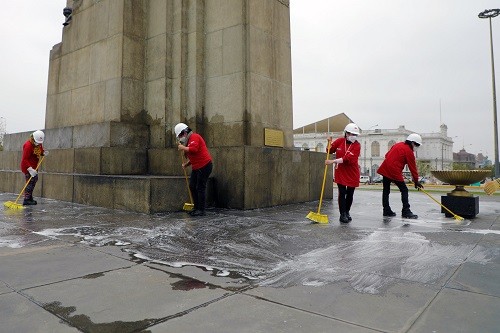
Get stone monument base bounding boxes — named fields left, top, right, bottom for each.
left=441, top=195, right=479, bottom=219
left=0, top=128, right=331, bottom=214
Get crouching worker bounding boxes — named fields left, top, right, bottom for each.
left=377, top=133, right=424, bottom=219
left=175, top=123, right=213, bottom=216
left=20, top=130, right=47, bottom=205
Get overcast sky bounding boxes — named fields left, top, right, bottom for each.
left=0, top=1, right=499, bottom=158
left=291, top=0, right=499, bottom=158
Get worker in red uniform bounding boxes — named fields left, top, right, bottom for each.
left=377, top=133, right=424, bottom=219
left=175, top=123, right=213, bottom=216
left=326, top=123, right=361, bottom=223
left=20, top=130, right=46, bottom=205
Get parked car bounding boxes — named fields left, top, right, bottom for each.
left=418, top=176, right=428, bottom=184
left=372, top=175, right=383, bottom=183
left=360, top=175, right=370, bottom=184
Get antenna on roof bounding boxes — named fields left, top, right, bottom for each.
left=439, top=99, right=442, bottom=125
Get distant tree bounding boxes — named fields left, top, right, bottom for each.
left=417, top=160, right=431, bottom=176
left=452, top=162, right=473, bottom=170
left=479, top=164, right=495, bottom=172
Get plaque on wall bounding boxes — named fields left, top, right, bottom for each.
left=264, top=128, right=284, bottom=148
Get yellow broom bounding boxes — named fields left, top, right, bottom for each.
left=483, top=178, right=500, bottom=195
left=417, top=187, right=464, bottom=222
left=4, top=156, right=45, bottom=210
left=306, top=140, right=332, bottom=223
left=180, top=151, right=194, bottom=211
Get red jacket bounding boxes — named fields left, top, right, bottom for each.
left=21, top=139, right=44, bottom=174
left=327, top=137, right=361, bottom=187
left=186, top=133, right=212, bottom=170
left=377, top=142, right=419, bottom=182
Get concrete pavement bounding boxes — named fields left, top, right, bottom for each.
left=0, top=188, right=499, bottom=332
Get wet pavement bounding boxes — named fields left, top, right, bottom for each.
left=0, top=188, right=499, bottom=332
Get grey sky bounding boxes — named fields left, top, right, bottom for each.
left=0, top=1, right=498, bottom=157
left=0, top=1, right=65, bottom=135
left=291, top=0, right=499, bottom=158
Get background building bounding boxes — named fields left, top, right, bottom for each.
left=454, top=149, right=477, bottom=169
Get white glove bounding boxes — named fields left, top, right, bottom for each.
left=43, top=150, right=49, bottom=156
left=333, top=158, right=343, bottom=164
left=27, top=167, right=38, bottom=177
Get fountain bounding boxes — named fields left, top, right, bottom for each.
left=431, top=170, right=492, bottom=218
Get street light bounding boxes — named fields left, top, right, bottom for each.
left=363, top=124, right=378, bottom=175
left=479, top=8, right=500, bottom=178
left=370, top=157, right=373, bottom=178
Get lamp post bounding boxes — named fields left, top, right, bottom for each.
left=370, top=157, right=373, bottom=179
left=479, top=9, right=500, bottom=178
left=363, top=124, right=378, bottom=175
left=441, top=141, right=444, bottom=170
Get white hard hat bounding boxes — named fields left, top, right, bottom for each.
left=32, top=130, right=45, bottom=144
left=406, top=133, right=422, bottom=145
left=174, top=123, right=189, bottom=137
left=344, top=123, right=360, bottom=135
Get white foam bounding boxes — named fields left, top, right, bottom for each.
left=462, top=229, right=500, bottom=235
left=0, top=239, right=22, bottom=248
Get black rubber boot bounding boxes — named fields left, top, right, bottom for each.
left=402, top=210, right=418, bottom=219
left=346, top=212, right=352, bottom=221
left=23, top=199, right=37, bottom=206
left=189, top=209, right=206, bottom=217
left=383, top=210, right=396, bottom=217
left=339, top=212, right=349, bottom=223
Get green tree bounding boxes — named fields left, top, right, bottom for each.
left=452, top=162, right=473, bottom=170
left=417, top=160, right=431, bottom=176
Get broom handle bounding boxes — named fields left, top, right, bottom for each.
left=403, top=174, right=462, bottom=220
left=317, top=140, right=332, bottom=214
left=418, top=187, right=462, bottom=219
left=14, top=155, right=45, bottom=204
left=180, top=151, right=194, bottom=204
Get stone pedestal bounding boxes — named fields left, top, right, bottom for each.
left=0, top=0, right=333, bottom=213
left=441, top=195, right=479, bottom=219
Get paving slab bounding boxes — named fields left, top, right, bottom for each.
left=0, top=281, right=12, bottom=295
left=245, top=281, right=440, bottom=332
left=0, top=244, right=132, bottom=289
left=23, top=264, right=230, bottom=332
left=408, top=287, right=500, bottom=333
left=0, top=188, right=499, bottom=332
left=447, top=261, right=500, bottom=297
left=0, top=291, right=79, bottom=333
left=149, top=292, right=380, bottom=333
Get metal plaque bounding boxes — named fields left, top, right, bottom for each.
left=264, top=128, right=284, bottom=147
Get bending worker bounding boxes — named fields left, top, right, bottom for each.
left=377, top=133, right=424, bottom=219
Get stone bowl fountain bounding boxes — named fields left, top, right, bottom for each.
left=431, top=170, right=492, bottom=196
left=430, top=170, right=492, bottom=218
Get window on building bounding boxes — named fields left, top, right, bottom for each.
left=371, top=141, right=380, bottom=157
left=388, top=140, right=396, bottom=150
left=316, top=143, right=324, bottom=152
